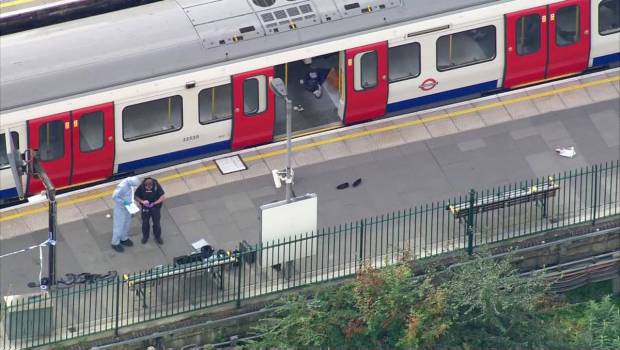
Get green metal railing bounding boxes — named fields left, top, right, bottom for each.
left=2, top=160, right=619, bottom=349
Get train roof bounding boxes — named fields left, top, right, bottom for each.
left=0, top=0, right=499, bottom=112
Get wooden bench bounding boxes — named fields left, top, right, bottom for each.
left=447, top=178, right=559, bottom=220
left=123, top=256, right=237, bottom=308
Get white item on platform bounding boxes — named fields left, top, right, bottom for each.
left=214, top=155, right=247, bottom=174
left=555, top=146, right=576, bottom=158
left=192, top=238, right=210, bottom=251
left=28, top=192, right=47, bottom=204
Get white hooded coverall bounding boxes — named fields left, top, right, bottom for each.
left=111, top=176, right=140, bottom=245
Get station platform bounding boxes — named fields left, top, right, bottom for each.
left=0, top=69, right=618, bottom=295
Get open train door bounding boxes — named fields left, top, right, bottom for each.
left=231, top=67, right=276, bottom=149
left=504, top=6, right=548, bottom=88
left=343, top=42, right=388, bottom=124
left=70, top=103, right=115, bottom=184
left=27, top=112, right=72, bottom=194
left=547, top=0, right=590, bottom=78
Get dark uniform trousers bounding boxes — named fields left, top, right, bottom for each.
left=141, top=206, right=162, bottom=240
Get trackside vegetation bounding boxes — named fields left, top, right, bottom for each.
left=249, top=253, right=620, bottom=349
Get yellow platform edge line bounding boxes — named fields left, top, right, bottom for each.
left=0, top=0, right=35, bottom=9
left=1, top=74, right=618, bottom=223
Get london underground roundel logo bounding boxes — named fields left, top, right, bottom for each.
left=419, top=78, right=438, bottom=91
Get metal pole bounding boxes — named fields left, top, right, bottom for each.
left=270, top=78, right=295, bottom=202
left=236, top=242, right=243, bottom=308
left=358, top=219, right=365, bottom=261
left=592, top=164, right=598, bottom=225
left=33, top=153, right=57, bottom=285
left=48, top=194, right=57, bottom=285
left=467, top=189, right=476, bottom=256
left=114, top=276, right=121, bottom=336
left=285, top=97, right=293, bottom=202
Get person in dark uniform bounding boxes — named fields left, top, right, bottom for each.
left=134, top=177, right=166, bottom=244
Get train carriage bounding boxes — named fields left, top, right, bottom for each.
left=1, top=0, right=618, bottom=204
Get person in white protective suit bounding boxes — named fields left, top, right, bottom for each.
left=111, top=176, right=140, bottom=252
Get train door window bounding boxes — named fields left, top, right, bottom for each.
left=122, top=96, right=183, bottom=141
left=39, top=121, right=64, bottom=161
left=199, top=83, right=232, bottom=124
left=354, top=51, right=377, bottom=91
left=0, top=132, right=19, bottom=168
left=437, top=26, right=496, bottom=71
left=79, top=111, right=104, bottom=152
left=243, top=76, right=267, bottom=115
left=599, top=0, right=620, bottom=35
left=388, top=42, right=421, bottom=82
left=555, top=6, right=579, bottom=46
left=516, top=14, right=541, bottom=55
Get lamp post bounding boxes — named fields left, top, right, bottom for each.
left=269, top=78, right=294, bottom=202
left=6, top=139, right=57, bottom=287
left=34, top=153, right=57, bottom=286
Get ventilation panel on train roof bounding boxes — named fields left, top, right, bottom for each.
left=178, top=0, right=403, bottom=48
left=257, top=1, right=322, bottom=35
left=330, top=0, right=403, bottom=18
left=183, top=0, right=264, bottom=49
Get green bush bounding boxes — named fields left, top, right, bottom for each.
left=574, top=295, right=620, bottom=349
left=250, top=254, right=620, bottom=349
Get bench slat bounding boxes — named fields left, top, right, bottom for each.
left=447, top=181, right=559, bottom=219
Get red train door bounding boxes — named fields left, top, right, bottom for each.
left=344, top=42, right=388, bottom=124
left=27, top=103, right=115, bottom=194
left=71, top=103, right=115, bottom=184
left=231, top=67, right=275, bottom=149
left=504, top=6, right=548, bottom=88
left=27, top=112, right=72, bottom=194
left=504, top=1, right=590, bottom=88
left=547, top=0, right=590, bottom=78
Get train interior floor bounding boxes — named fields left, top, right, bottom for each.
left=274, top=53, right=341, bottom=137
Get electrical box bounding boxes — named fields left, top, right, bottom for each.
left=2, top=292, right=53, bottom=340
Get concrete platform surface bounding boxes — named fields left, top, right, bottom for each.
left=1, top=98, right=618, bottom=296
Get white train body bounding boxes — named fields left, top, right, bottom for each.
left=1, top=0, right=618, bottom=202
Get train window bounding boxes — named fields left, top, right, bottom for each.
left=199, top=84, right=232, bottom=124
left=0, top=132, right=19, bottom=168
left=599, top=0, right=620, bottom=35
left=437, top=25, right=496, bottom=71
left=388, top=42, right=421, bottom=82
left=243, top=76, right=266, bottom=115
left=516, top=14, right=541, bottom=55
left=354, top=51, right=378, bottom=91
left=555, top=6, right=579, bottom=46
left=39, top=121, right=65, bottom=161
left=122, top=96, right=183, bottom=141
left=79, top=111, right=104, bottom=152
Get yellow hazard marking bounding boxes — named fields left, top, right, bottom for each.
left=1, top=75, right=618, bottom=223
left=0, top=0, right=35, bottom=9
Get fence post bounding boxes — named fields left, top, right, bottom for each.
left=467, top=189, right=476, bottom=256
left=236, top=241, right=244, bottom=309
left=358, top=219, right=365, bottom=262
left=114, top=276, right=120, bottom=336
left=592, top=164, right=599, bottom=225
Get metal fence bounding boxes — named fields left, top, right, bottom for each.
left=2, top=160, right=619, bottom=349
